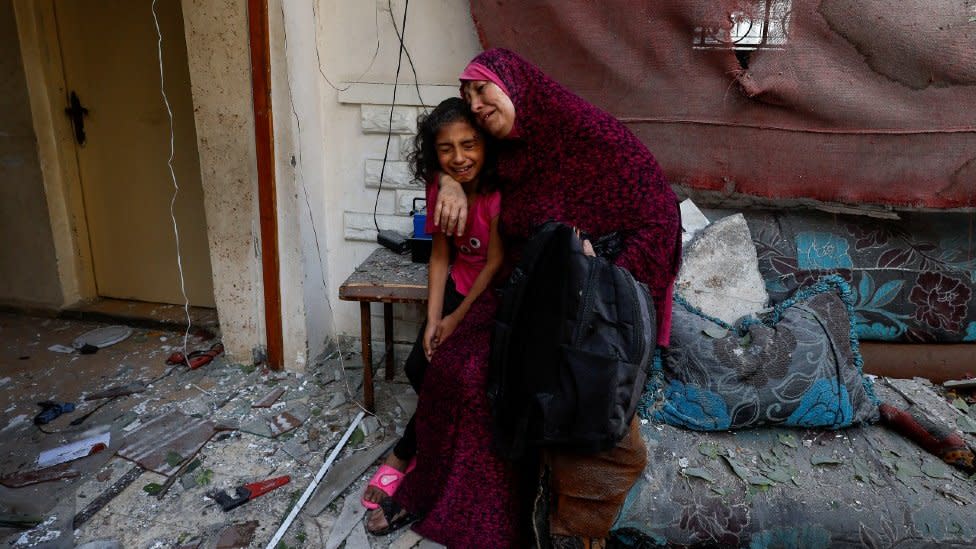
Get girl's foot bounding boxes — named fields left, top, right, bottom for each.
left=365, top=497, right=416, bottom=535
left=362, top=454, right=410, bottom=507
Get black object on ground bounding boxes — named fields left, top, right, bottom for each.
left=34, top=401, right=75, bottom=425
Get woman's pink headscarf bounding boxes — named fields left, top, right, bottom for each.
left=458, top=62, right=511, bottom=98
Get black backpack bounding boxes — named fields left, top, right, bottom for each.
left=488, top=221, right=656, bottom=458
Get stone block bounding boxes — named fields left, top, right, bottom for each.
left=343, top=212, right=413, bottom=242
left=364, top=159, right=419, bottom=189
left=361, top=105, right=417, bottom=134
left=675, top=213, right=768, bottom=325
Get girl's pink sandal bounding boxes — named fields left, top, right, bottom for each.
left=361, top=459, right=416, bottom=510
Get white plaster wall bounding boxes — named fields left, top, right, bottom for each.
left=312, top=0, right=481, bottom=342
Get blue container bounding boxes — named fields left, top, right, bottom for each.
left=411, top=197, right=431, bottom=239
left=413, top=213, right=429, bottom=239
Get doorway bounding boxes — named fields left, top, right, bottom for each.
left=54, top=0, right=215, bottom=307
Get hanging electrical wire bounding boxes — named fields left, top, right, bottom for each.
left=373, top=0, right=411, bottom=232
left=151, top=0, right=191, bottom=361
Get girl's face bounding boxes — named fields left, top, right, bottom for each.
left=463, top=80, right=516, bottom=139
left=435, top=120, right=485, bottom=186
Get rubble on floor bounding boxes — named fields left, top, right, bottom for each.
left=0, top=312, right=434, bottom=548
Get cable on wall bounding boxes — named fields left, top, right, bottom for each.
left=372, top=0, right=411, bottom=233
left=151, top=0, right=191, bottom=360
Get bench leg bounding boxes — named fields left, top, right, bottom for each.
left=359, top=302, right=374, bottom=412
left=384, top=303, right=395, bottom=381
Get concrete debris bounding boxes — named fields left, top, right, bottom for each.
left=252, top=387, right=286, bottom=408
left=324, top=492, right=368, bottom=549
left=675, top=213, right=769, bottom=325
left=307, top=437, right=396, bottom=516
left=0, top=461, right=81, bottom=488
left=679, top=198, right=711, bottom=243
left=116, top=411, right=219, bottom=475
left=214, top=520, right=258, bottom=548
left=343, top=522, right=371, bottom=549
left=75, top=540, right=122, bottom=549
left=389, top=529, right=425, bottom=549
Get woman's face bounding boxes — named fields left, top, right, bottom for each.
left=463, top=80, right=516, bottom=139
left=435, top=120, right=485, bottom=185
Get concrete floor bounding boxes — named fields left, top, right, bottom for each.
left=0, top=311, right=430, bottom=548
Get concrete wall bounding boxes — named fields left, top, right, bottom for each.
left=181, top=0, right=265, bottom=364
left=0, top=0, right=62, bottom=307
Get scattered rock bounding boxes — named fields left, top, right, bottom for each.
left=675, top=213, right=769, bottom=325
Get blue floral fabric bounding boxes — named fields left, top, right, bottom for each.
left=746, top=210, right=976, bottom=343
left=643, top=278, right=879, bottom=431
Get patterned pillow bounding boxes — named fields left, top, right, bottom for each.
left=642, top=277, right=880, bottom=430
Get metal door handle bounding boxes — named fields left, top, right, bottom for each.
left=65, top=91, right=89, bottom=145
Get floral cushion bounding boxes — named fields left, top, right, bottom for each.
left=642, top=277, right=879, bottom=431
left=744, top=210, right=976, bottom=343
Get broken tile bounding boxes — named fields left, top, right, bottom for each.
left=395, top=391, right=418, bottom=417
left=390, top=529, right=424, bottom=549
left=361, top=416, right=379, bottom=437
left=325, top=493, right=368, bottom=549
left=307, top=438, right=396, bottom=515
left=268, top=411, right=302, bottom=437
left=417, top=540, right=447, bottom=549
left=215, top=520, right=258, bottom=549
left=252, top=387, right=286, bottom=408
left=117, top=410, right=219, bottom=475
left=342, top=522, right=370, bottom=549
left=0, top=462, right=81, bottom=488
left=679, top=198, right=711, bottom=242
left=85, top=382, right=146, bottom=400
left=240, top=418, right=274, bottom=438
left=281, top=439, right=313, bottom=465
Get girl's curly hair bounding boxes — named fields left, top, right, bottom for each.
left=409, top=97, right=496, bottom=194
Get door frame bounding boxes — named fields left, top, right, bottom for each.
left=13, top=0, right=96, bottom=306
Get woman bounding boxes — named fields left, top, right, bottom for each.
left=434, top=48, right=682, bottom=547
left=366, top=99, right=521, bottom=547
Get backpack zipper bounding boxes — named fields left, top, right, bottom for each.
left=573, top=258, right=601, bottom=348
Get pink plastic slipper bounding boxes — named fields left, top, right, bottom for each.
left=361, top=459, right=416, bottom=510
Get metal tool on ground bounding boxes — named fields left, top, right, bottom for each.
left=211, top=475, right=291, bottom=511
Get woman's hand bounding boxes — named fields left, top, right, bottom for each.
left=423, top=321, right=439, bottom=360
left=434, top=313, right=461, bottom=348
left=434, top=173, right=468, bottom=237
left=574, top=227, right=596, bottom=257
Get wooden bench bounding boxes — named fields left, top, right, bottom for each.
left=338, top=247, right=428, bottom=411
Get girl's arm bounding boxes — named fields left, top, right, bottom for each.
left=424, top=232, right=450, bottom=358
left=434, top=216, right=503, bottom=344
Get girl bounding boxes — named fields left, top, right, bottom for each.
left=364, top=98, right=515, bottom=546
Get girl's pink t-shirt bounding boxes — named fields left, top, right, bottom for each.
left=425, top=183, right=501, bottom=296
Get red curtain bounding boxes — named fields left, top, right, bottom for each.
left=470, top=0, right=976, bottom=208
